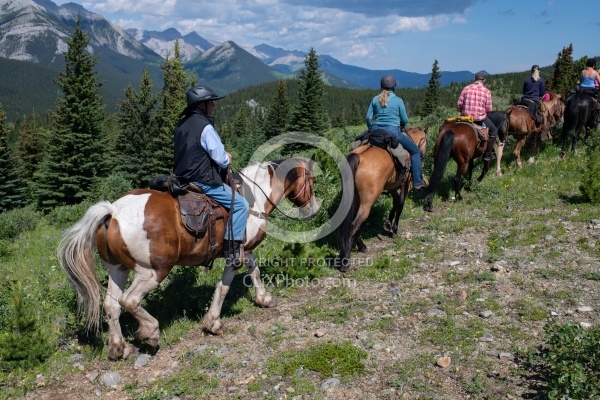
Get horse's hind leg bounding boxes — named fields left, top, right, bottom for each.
left=103, top=263, right=136, bottom=360
left=119, top=266, right=161, bottom=349
left=352, top=203, right=374, bottom=252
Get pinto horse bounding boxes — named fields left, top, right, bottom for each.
left=58, top=157, right=318, bottom=361
left=424, top=121, right=490, bottom=213
left=501, top=93, right=565, bottom=170
left=337, top=128, right=427, bottom=269
left=560, top=91, right=598, bottom=155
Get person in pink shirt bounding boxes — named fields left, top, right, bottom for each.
left=457, top=71, right=498, bottom=161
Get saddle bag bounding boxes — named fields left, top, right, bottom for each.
left=178, top=192, right=213, bottom=236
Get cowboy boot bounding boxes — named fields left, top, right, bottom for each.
left=483, top=136, right=496, bottom=161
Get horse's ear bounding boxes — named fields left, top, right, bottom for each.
left=423, top=126, right=429, bottom=134
left=308, top=153, right=316, bottom=170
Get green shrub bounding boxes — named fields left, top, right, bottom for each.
left=580, top=130, right=600, bottom=204
left=0, top=206, right=41, bottom=241
left=541, top=322, right=600, bottom=399
left=0, top=280, right=54, bottom=372
left=90, top=172, right=133, bottom=202
left=45, top=201, right=93, bottom=228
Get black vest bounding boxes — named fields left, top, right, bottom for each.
left=173, top=112, right=224, bottom=186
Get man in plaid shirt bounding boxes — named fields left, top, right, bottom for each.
left=457, top=71, right=498, bottom=161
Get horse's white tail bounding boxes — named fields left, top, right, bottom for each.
left=57, top=201, right=115, bottom=332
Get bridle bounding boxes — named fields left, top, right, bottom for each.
left=287, top=163, right=315, bottom=209
left=231, top=160, right=315, bottom=221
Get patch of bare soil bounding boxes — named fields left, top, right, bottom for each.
left=22, top=201, right=600, bottom=400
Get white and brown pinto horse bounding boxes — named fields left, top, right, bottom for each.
left=58, top=157, right=318, bottom=361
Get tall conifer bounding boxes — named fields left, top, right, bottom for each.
left=549, top=44, right=577, bottom=97
left=151, top=41, right=194, bottom=175
left=264, top=80, right=291, bottom=139
left=0, top=105, right=27, bottom=210
left=421, top=60, right=442, bottom=116
left=291, top=48, right=327, bottom=134
left=115, top=70, right=158, bottom=188
left=34, top=18, right=107, bottom=210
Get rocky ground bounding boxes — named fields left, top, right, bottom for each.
left=21, top=199, right=600, bottom=400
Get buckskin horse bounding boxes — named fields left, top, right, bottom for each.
left=560, top=91, right=598, bottom=156
left=424, top=121, right=490, bottom=213
left=502, top=93, right=565, bottom=170
left=337, top=127, right=427, bottom=270
left=57, top=157, right=318, bottom=360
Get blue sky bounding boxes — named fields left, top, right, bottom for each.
left=53, top=0, right=599, bottom=74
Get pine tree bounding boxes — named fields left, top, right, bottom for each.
left=33, top=18, right=108, bottom=210
left=549, top=44, right=577, bottom=97
left=0, top=105, right=27, bottom=211
left=0, top=280, right=53, bottom=371
left=151, top=41, right=195, bottom=175
left=420, top=60, right=442, bottom=116
left=291, top=48, right=327, bottom=134
left=14, top=117, right=45, bottom=182
left=264, top=80, right=291, bottom=139
left=115, top=70, right=158, bottom=188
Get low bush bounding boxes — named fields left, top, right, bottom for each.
left=540, top=322, right=600, bottom=399
left=0, top=206, right=41, bottom=241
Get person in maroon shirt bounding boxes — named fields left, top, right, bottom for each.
left=457, top=71, right=497, bottom=161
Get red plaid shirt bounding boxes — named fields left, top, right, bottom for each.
left=457, top=81, right=492, bottom=121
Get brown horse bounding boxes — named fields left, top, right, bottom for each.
left=497, top=93, right=565, bottom=173
left=58, top=157, right=318, bottom=360
left=424, top=121, right=490, bottom=213
left=337, top=128, right=427, bottom=270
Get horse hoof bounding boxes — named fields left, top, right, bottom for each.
left=202, top=319, right=224, bottom=336
left=256, top=294, right=278, bottom=308
left=357, top=245, right=367, bottom=252
left=337, top=259, right=350, bottom=273
left=527, top=157, right=535, bottom=164
left=383, top=220, right=392, bottom=232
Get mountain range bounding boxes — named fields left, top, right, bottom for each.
left=0, top=0, right=475, bottom=119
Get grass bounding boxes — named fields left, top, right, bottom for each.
left=2, top=125, right=600, bottom=399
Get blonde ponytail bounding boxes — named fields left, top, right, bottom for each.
left=378, top=90, right=389, bottom=107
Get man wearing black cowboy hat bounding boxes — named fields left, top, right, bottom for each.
left=173, top=85, right=249, bottom=267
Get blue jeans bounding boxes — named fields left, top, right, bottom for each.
left=371, top=125, right=424, bottom=186
left=193, top=182, right=249, bottom=241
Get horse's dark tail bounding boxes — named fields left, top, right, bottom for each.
left=425, top=130, right=454, bottom=196
left=337, top=152, right=361, bottom=268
